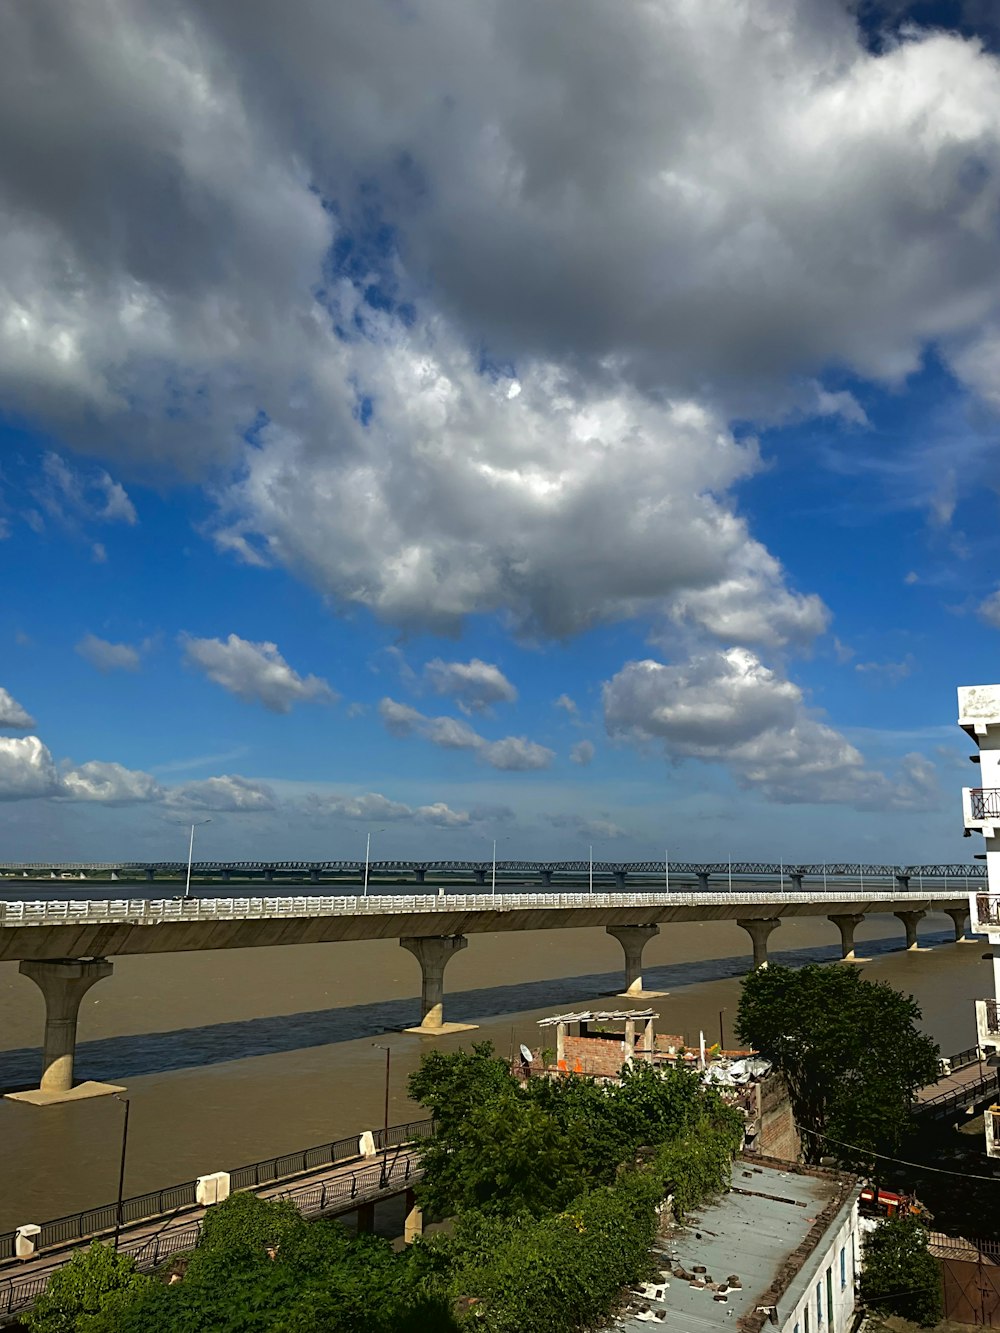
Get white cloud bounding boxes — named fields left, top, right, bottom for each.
left=0, top=687, right=36, bottom=730
left=165, top=775, right=277, bottom=812
left=181, top=633, right=335, bottom=713
left=603, top=647, right=938, bottom=809
left=58, top=760, right=162, bottom=804
left=35, top=453, right=137, bottom=528
left=854, top=655, right=915, bottom=685
left=979, top=588, right=1000, bottom=627
left=554, top=694, right=579, bottom=717
left=423, top=658, right=517, bottom=714
left=304, top=790, right=472, bottom=828
left=75, top=633, right=142, bottom=673
left=570, top=739, right=595, bottom=766
left=379, top=697, right=554, bottom=770
left=0, top=736, right=60, bottom=800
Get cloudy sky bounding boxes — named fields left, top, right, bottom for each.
left=1, top=0, right=998, bottom=864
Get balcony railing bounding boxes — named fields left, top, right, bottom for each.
left=987, top=999, right=1000, bottom=1036
left=977, top=895, right=1000, bottom=928
left=971, top=789, right=1000, bottom=820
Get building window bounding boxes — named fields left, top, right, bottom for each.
left=827, top=1267, right=834, bottom=1327
left=804, top=1307, right=810, bottom=1333
left=817, top=1282, right=823, bottom=1324
left=840, top=1247, right=846, bottom=1289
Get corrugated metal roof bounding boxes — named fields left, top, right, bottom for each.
left=537, top=1009, right=657, bottom=1025
left=607, top=1162, right=854, bottom=1332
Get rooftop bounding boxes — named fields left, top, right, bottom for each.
left=608, top=1160, right=858, bottom=1332
left=538, top=1009, right=657, bottom=1026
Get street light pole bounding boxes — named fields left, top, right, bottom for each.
left=364, top=830, right=371, bottom=897
left=372, top=1044, right=391, bottom=1186
left=589, top=844, right=593, bottom=895
left=112, top=1094, right=130, bottom=1251
left=183, top=819, right=211, bottom=899
left=492, top=838, right=497, bottom=900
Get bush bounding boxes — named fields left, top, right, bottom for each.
left=23, top=1241, right=153, bottom=1333
left=859, top=1216, right=943, bottom=1328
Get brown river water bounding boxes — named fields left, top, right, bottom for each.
left=0, top=911, right=986, bottom=1233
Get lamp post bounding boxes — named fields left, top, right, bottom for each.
left=665, top=847, right=669, bottom=893
left=589, top=844, right=593, bottom=895
left=363, top=828, right=386, bottom=898
left=372, top=1043, right=391, bottom=1185
left=718, top=1008, right=726, bottom=1051
left=181, top=819, right=212, bottom=899
left=492, top=838, right=497, bottom=900
left=112, top=1094, right=130, bottom=1251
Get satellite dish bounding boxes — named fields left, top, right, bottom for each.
left=519, top=1044, right=534, bottom=1064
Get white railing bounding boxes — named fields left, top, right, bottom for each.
left=0, top=887, right=969, bottom=928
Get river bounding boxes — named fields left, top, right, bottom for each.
left=0, top=910, right=985, bottom=1233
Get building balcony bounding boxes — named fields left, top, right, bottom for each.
left=976, top=998, right=1000, bottom=1052
left=962, top=787, right=1000, bottom=837
left=973, top=893, right=1000, bottom=934
left=988, top=1106, right=1000, bottom=1160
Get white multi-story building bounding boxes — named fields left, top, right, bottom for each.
left=959, top=684, right=1000, bottom=1157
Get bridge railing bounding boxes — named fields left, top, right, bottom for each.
left=0, top=887, right=973, bottom=928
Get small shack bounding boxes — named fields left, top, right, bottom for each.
left=536, top=1009, right=684, bottom=1077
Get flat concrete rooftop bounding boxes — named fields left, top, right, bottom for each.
left=610, top=1161, right=856, bottom=1332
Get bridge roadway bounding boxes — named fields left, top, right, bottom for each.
left=0, top=885, right=973, bottom=1101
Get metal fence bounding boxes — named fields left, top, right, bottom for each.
left=0, top=886, right=974, bottom=930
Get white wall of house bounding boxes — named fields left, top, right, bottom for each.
left=782, top=1199, right=860, bottom=1333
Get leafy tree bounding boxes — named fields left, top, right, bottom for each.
left=23, top=1241, right=153, bottom=1333
left=735, top=964, right=940, bottom=1164
left=859, top=1216, right=943, bottom=1327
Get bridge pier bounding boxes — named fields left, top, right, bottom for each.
left=413, top=867, right=427, bottom=884
left=828, top=913, right=869, bottom=962
left=473, top=868, right=487, bottom=886
left=606, top=925, right=666, bottom=997
left=696, top=871, right=710, bottom=891
left=789, top=872, right=803, bottom=892
left=614, top=870, right=627, bottom=890
left=539, top=868, right=553, bottom=886
left=946, top=907, right=971, bottom=942
left=7, top=959, right=123, bottom=1105
left=894, top=909, right=928, bottom=951
left=737, top=918, right=781, bottom=968
left=355, top=1201, right=376, bottom=1233
left=400, top=936, right=477, bottom=1035
left=404, top=1188, right=423, bottom=1243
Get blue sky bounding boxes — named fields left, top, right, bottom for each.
left=1, top=0, right=999, bottom=863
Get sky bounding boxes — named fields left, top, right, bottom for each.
left=1, top=0, right=1000, bottom=865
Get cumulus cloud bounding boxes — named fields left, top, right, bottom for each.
left=165, top=775, right=277, bottom=812
left=554, top=694, right=579, bottom=717
left=34, top=453, right=137, bottom=528
left=181, top=633, right=335, bottom=713
left=0, top=736, right=60, bottom=800
left=423, top=658, right=517, bottom=714
left=304, top=790, right=473, bottom=828
left=603, top=647, right=938, bottom=809
left=979, top=588, right=1000, bottom=627
left=570, top=739, right=595, bottom=766
left=0, top=687, right=36, bottom=730
left=58, top=759, right=162, bottom=804
left=75, top=633, right=142, bottom=673
left=379, top=697, right=553, bottom=771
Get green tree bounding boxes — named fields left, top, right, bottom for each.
left=23, top=1241, right=153, bottom=1333
left=859, top=1215, right=943, bottom=1327
left=735, top=964, right=940, bottom=1163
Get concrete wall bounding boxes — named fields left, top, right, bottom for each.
left=756, top=1074, right=801, bottom=1163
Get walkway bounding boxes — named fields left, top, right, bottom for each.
left=0, top=1142, right=424, bottom=1324
left=915, top=1049, right=1000, bottom=1119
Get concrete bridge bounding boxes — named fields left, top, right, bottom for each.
left=0, top=887, right=972, bottom=1102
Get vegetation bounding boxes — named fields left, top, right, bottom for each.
left=735, top=963, right=940, bottom=1164
left=27, top=1043, right=744, bottom=1332
left=859, top=1215, right=943, bottom=1328
left=23, top=1241, right=154, bottom=1333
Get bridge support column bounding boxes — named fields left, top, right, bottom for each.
left=946, top=907, right=971, bottom=943
left=143, top=867, right=155, bottom=882
left=7, top=959, right=123, bottom=1105
left=309, top=867, right=320, bottom=883
left=400, top=936, right=477, bottom=1035
left=404, top=1188, right=423, bottom=1244
left=614, top=870, right=627, bottom=890
left=413, top=867, right=426, bottom=884
left=539, top=868, right=553, bottom=886
left=606, top=925, right=666, bottom=997
left=221, top=868, right=231, bottom=883
left=789, top=872, right=803, bottom=892
left=356, top=1202, right=376, bottom=1233
left=895, top=873, right=910, bottom=891
left=473, top=868, right=487, bottom=886
left=737, top=918, right=781, bottom=969
left=828, top=914, right=870, bottom=962
left=894, top=909, right=928, bottom=951
left=696, top=872, right=710, bottom=891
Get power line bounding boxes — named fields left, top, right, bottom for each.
left=795, top=1124, right=1000, bottom=1184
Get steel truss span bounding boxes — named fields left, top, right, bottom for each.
left=0, top=859, right=985, bottom=881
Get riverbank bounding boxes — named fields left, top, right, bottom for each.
left=0, top=912, right=984, bottom=1232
